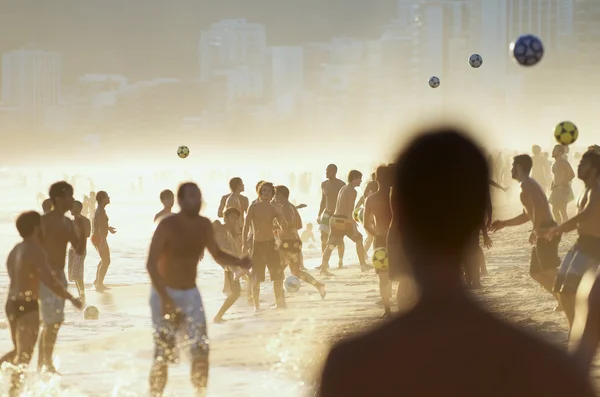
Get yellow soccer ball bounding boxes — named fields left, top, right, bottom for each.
left=553, top=121, right=578, bottom=146
left=372, top=247, right=389, bottom=271
left=353, top=207, right=364, bottom=224
left=177, top=145, right=190, bottom=159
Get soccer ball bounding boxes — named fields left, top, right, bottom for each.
left=429, top=76, right=440, bottom=88
left=352, top=207, right=364, bottom=224
left=177, top=145, right=190, bottom=159
left=469, top=54, right=483, bottom=68
left=83, top=305, right=100, bottom=320
left=372, top=248, right=389, bottom=271
left=284, top=276, right=301, bottom=293
left=554, top=121, right=578, bottom=146
left=510, top=34, right=544, bottom=66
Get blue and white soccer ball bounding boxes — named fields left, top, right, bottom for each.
left=284, top=276, right=301, bottom=293
left=468, top=54, right=483, bottom=68
left=510, top=34, right=544, bottom=67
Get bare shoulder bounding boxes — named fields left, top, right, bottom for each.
left=198, top=215, right=213, bottom=230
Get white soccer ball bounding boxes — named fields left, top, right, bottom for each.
left=469, top=53, right=483, bottom=68
left=284, top=276, right=301, bottom=293
left=428, top=76, right=440, bottom=88
left=83, top=305, right=100, bottom=320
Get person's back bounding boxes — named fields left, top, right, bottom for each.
left=318, top=127, right=595, bottom=397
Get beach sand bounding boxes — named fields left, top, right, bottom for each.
left=1, top=199, right=599, bottom=396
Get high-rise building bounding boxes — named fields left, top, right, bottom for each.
left=271, top=46, right=304, bottom=115
left=1, top=48, right=61, bottom=130
left=199, top=19, right=267, bottom=82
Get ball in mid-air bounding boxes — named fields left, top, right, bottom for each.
left=372, top=248, right=389, bottom=271
left=83, top=305, right=100, bottom=320
left=177, top=145, right=190, bottom=159
left=554, top=121, right=578, bottom=146
left=428, top=76, right=440, bottom=88
left=352, top=207, right=364, bottom=224
left=510, top=34, right=544, bottom=66
left=284, top=276, right=301, bottom=293
left=469, top=54, right=483, bottom=68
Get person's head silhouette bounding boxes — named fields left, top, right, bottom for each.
left=392, top=127, right=489, bottom=269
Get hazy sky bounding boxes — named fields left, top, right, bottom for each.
left=0, top=0, right=397, bottom=82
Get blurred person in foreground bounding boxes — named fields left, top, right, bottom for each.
left=318, top=127, right=596, bottom=397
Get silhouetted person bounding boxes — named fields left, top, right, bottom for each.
left=154, top=189, right=174, bottom=222
left=91, top=191, right=116, bottom=291
left=318, top=127, right=595, bottom=397
left=41, top=199, right=52, bottom=213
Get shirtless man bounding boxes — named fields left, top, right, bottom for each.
left=146, top=182, right=251, bottom=396
left=363, top=165, right=394, bottom=317
left=68, top=201, right=91, bottom=302
left=319, top=128, right=596, bottom=397
left=275, top=185, right=326, bottom=299
left=213, top=208, right=251, bottom=323
left=317, top=165, right=346, bottom=268
left=490, top=155, right=560, bottom=300
left=38, top=181, right=85, bottom=373
left=242, top=182, right=287, bottom=310
left=91, top=191, right=116, bottom=291
left=218, top=178, right=249, bottom=224
left=154, top=189, right=174, bottom=222
left=542, top=151, right=600, bottom=331
left=320, top=170, right=369, bottom=276
left=4, top=211, right=82, bottom=393
left=549, top=144, right=575, bottom=224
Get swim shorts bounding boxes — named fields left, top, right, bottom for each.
left=6, top=299, right=39, bottom=322
left=251, top=240, right=283, bottom=282
left=68, top=247, right=86, bottom=281
left=549, top=184, right=574, bottom=206
left=150, top=286, right=208, bottom=364
left=530, top=224, right=561, bottom=275
left=554, top=236, right=600, bottom=294
left=326, top=215, right=363, bottom=247
left=39, top=270, right=68, bottom=324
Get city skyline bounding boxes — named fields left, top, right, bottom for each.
left=1, top=0, right=599, bottom=153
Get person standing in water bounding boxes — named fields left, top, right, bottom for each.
left=275, top=185, right=326, bottom=299
left=531, top=145, right=549, bottom=193
left=317, top=165, right=346, bottom=268
left=320, top=170, right=370, bottom=277
left=146, top=182, right=251, bottom=396
left=543, top=150, right=600, bottom=331
left=242, top=182, right=287, bottom=310
left=4, top=211, right=82, bottom=393
left=319, top=128, right=596, bottom=397
left=68, top=200, right=91, bottom=303
left=91, top=191, right=116, bottom=291
left=38, top=182, right=85, bottom=373
left=154, top=189, right=174, bottom=222
left=550, top=144, right=575, bottom=224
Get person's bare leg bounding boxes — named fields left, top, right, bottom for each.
left=252, top=280, right=261, bottom=311
left=290, top=256, right=326, bottom=299
left=75, top=279, right=86, bottom=302
left=364, top=233, right=374, bottom=257
left=149, top=361, right=168, bottom=397
left=214, top=280, right=241, bottom=323
left=321, top=246, right=335, bottom=276
left=355, top=240, right=368, bottom=270
left=11, top=313, right=39, bottom=395
left=378, top=272, right=392, bottom=317
left=273, top=280, right=286, bottom=308
left=560, top=292, right=576, bottom=331
left=320, top=231, right=328, bottom=253
left=38, top=322, right=61, bottom=372
left=190, top=357, right=208, bottom=396
left=337, top=240, right=345, bottom=268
